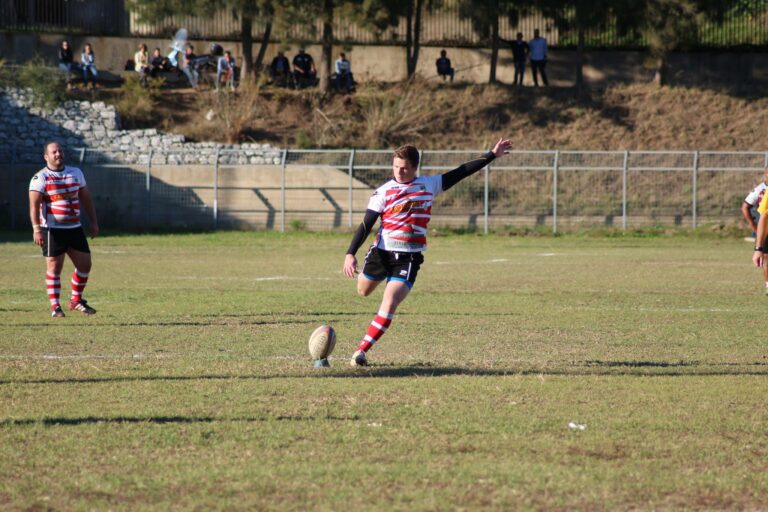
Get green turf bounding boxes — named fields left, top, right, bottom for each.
left=1, top=231, right=766, bottom=510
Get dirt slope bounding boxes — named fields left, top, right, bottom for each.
left=111, top=81, right=768, bottom=150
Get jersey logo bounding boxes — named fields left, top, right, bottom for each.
left=390, top=200, right=425, bottom=215
left=31, top=175, right=39, bottom=181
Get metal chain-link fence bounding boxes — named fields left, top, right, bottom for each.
left=4, top=149, right=767, bottom=233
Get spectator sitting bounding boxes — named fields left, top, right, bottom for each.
left=334, top=52, right=353, bottom=93
left=58, top=40, right=75, bottom=73
left=182, top=44, right=199, bottom=89
left=81, top=43, right=98, bottom=89
left=58, top=40, right=77, bottom=89
left=436, top=49, right=454, bottom=82
left=216, top=50, right=236, bottom=91
left=150, top=48, right=171, bottom=77
left=134, top=43, right=150, bottom=86
left=292, top=48, right=317, bottom=89
left=270, top=51, right=291, bottom=86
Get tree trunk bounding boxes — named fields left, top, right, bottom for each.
left=254, top=21, right=272, bottom=73
left=319, top=0, right=334, bottom=92
left=405, top=1, right=414, bottom=77
left=241, top=16, right=253, bottom=76
left=406, top=0, right=423, bottom=78
left=575, top=28, right=585, bottom=93
left=489, top=14, right=499, bottom=83
left=412, top=0, right=422, bottom=76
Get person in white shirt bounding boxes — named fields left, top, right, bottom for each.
left=334, top=52, right=353, bottom=93
left=342, top=138, right=512, bottom=367
left=29, top=142, right=99, bottom=317
left=134, top=43, right=150, bottom=86
left=528, top=28, right=548, bottom=86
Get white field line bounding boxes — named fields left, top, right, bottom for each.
left=0, top=353, right=306, bottom=361
left=436, top=254, right=561, bottom=265
left=171, top=276, right=333, bottom=281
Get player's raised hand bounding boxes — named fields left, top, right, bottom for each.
left=491, top=138, right=512, bottom=158
left=343, top=254, right=358, bottom=278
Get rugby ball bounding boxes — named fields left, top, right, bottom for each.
left=308, top=325, right=336, bottom=360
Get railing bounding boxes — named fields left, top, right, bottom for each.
left=2, top=0, right=767, bottom=49
left=3, top=149, right=766, bottom=233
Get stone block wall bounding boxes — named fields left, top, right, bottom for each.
left=0, top=88, right=282, bottom=165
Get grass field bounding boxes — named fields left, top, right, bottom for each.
left=1, top=231, right=767, bottom=510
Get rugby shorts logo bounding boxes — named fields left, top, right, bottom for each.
left=399, top=270, right=408, bottom=276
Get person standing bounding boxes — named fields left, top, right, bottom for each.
left=81, top=43, right=98, bottom=88
left=342, top=138, right=512, bottom=366
left=529, top=28, right=548, bottom=86
left=29, top=142, right=99, bottom=317
left=500, top=32, right=529, bottom=86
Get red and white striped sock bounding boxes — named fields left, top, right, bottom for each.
left=46, top=272, right=61, bottom=310
left=70, top=269, right=89, bottom=303
left=357, top=311, right=394, bottom=352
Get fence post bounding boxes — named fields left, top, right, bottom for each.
left=146, top=148, right=153, bottom=227
left=213, top=147, right=220, bottom=230
left=417, top=150, right=423, bottom=176
left=10, top=147, right=17, bottom=230
left=348, top=149, right=355, bottom=228
left=79, top=148, right=86, bottom=164
left=622, top=150, right=628, bottom=230
left=483, top=164, right=490, bottom=235
left=764, top=151, right=768, bottom=169
left=552, top=150, right=560, bottom=234
left=692, top=150, right=699, bottom=229
left=280, top=149, right=287, bottom=233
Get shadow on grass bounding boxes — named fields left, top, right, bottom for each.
left=1, top=361, right=767, bottom=386
left=0, top=414, right=360, bottom=427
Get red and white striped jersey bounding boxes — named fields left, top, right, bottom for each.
left=367, top=175, right=443, bottom=252
left=745, top=182, right=767, bottom=207
left=29, top=166, right=88, bottom=229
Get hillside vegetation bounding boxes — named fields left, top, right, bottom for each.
left=112, top=80, right=767, bottom=150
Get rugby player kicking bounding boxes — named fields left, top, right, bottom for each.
left=342, top=138, right=512, bottom=366
left=29, top=142, right=99, bottom=317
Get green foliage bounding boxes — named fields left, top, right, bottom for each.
left=6, top=59, right=69, bottom=110
left=116, top=74, right=164, bottom=128
left=294, top=128, right=315, bottom=149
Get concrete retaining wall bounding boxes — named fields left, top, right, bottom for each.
left=1, top=32, right=766, bottom=88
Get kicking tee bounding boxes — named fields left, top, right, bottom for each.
left=367, top=175, right=443, bottom=252
left=29, top=166, right=87, bottom=229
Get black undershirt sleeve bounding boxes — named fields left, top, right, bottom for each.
left=441, top=151, right=496, bottom=191
left=346, top=209, right=380, bottom=255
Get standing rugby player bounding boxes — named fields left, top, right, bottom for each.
left=742, top=168, right=768, bottom=293
left=29, top=142, right=99, bottom=317
left=342, top=138, right=512, bottom=366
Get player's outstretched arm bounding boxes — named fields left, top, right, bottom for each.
left=343, top=209, right=380, bottom=278
left=441, top=138, right=512, bottom=191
